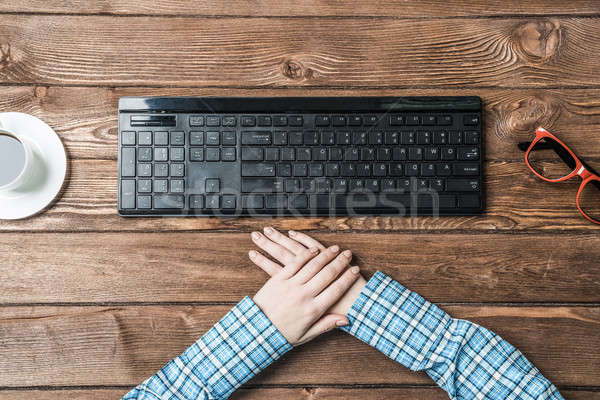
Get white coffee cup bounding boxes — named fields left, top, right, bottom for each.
left=0, top=122, right=37, bottom=194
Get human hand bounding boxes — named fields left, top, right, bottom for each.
left=250, top=229, right=360, bottom=346
left=249, top=227, right=367, bottom=318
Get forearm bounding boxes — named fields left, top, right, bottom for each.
left=340, top=271, right=563, bottom=400
left=122, top=297, right=292, bottom=400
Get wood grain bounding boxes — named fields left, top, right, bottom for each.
left=1, top=0, right=599, bottom=17
left=0, top=305, right=598, bottom=387
left=1, top=388, right=598, bottom=400
left=0, top=16, right=598, bottom=87
left=1, top=232, right=599, bottom=304
left=1, top=159, right=599, bottom=232
left=1, top=86, right=600, bottom=162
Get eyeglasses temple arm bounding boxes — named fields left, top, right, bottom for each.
left=517, top=140, right=577, bottom=169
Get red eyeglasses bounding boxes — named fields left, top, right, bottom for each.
left=518, top=127, right=600, bottom=225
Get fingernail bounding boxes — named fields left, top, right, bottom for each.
left=343, top=250, right=352, bottom=258
left=264, top=227, right=273, bottom=235
left=310, top=247, right=319, bottom=253
left=252, top=232, right=261, bottom=240
left=351, top=266, right=360, bottom=274
left=289, top=230, right=296, bottom=236
left=248, top=250, right=256, bottom=258
left=330, top=245, right=340, bottom=252
left=335, top=320, right=348, bottom=327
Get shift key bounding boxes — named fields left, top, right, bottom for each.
left=242, top=163, right=276, bottom=177
left=446, top=179, right=480, bottom=192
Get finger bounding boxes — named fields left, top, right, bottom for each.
left=288, top=230, right=326, bottom=251
left=307, top=249, right=353, bottom=296
left=315, top=267, right=361, bottom=312
left=248, top=250, right=282, bottom=277
left=293, top=245, right=340, bottom=284
left=263, top=226, right=307, bottom=255
left=294, top=313, right=349, bottom=346
left=282, top=246, right=320, bottom=277
left=251, top=231, right=295, bottom=264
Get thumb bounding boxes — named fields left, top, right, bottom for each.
left=295, top=314, right=349, bottom=346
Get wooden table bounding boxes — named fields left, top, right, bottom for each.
left=1, top=2, right=599, bottom=399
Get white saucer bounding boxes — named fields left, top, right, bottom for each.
left=0, top=112, right=67, bottom=220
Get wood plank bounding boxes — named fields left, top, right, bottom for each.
left=0, top=305, right=597, bottom=387
left=1, top=387, right=598, bottom=400
left=1, top=0, right=599, bottom=17
left=0, top=16, right=599, bottom=87
left=1, top=232, right=599, bottom=304
left=1, top=159, right=599, bottom=232
left=2, top=86, right=600, bottom=162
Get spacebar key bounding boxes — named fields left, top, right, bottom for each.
left=153, top=195, right=184, bottom=209
left=242, top=163, right=276, bottom=177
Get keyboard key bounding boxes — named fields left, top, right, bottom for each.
left=361, top=148, right=375, bottom=161
left=441, top=147, right=455, bottom=160
left=315, top=116, right=331, bottom=126
left=437, top=163, right=452, bottom=176
left=222, top=147, right=236, bottom=161
left=329, top=148, right=343, bottom=161
left=293, top=163, right=308, bottom=176
left=206, top=131, right=220, bottom=145
left=138, top=131, right=152, bottom=145
left=447, top=179, right=480, bottom=191
left=401, top=131, right=415, bottom=144
left=171, top=179, right=184, bottom=193
left=222, top=131, right=236, bottom=145
left=205, top=195, right=220, bottom=209
left=424, top=147, right=439, bottom=161
left=344, top=148, right=359, bottom=161
left=382, top=179, right=395, bottom=191
left=309, top=164, right=324, bottom=177
left=206, top=116, right=220, bottom=126
left=138, top=147, right=152, bottom=161
left=406, top=115, right=420, bottom=125
left=242, top=178, right=283, bottom=193
left=281, top=148, right=295, bottom=161
left=313, top=148, right=328, bottom=161
left=242, top=195, right=264, bottom=209
left=303, top=131, right=319, bottom=145
left=406, top=163, right=419, bottom=176
left=417, top=131, right=431, bottom=145
left=154, top=147, right=168, bottom=162
left=390, top=163, right=403, bottom=176
left=332, top=116, right=346, bottom=126
left=154, top=194, right=184, bottom=209
left=266, top=195, right=287, bottom=209
left=365, top=179, right=379, bottom=192
left=464, top=131, right=480, bottom=144
left=170, top=131, right=185, bottom=145
left=241, top=116, right=256, bottom=127
left=385, top=131, right=399, bottom=145
left=274, top=131, right=288, bottom=145
left=369, top=131, right=384, bottom=145
left=297, top=148, right=311, bottom=161
left=321, top=131, right=335, bottom=145
left=190, top=148, right=204, bottom=162
left=289, top=116, right=303, bottom=127
left=190, top=131, right=204, bottom=145
left=154, top=163, right=168, bottom=177
left=392, top=147, right=407, bottom=161
left=222, top=116, right=236, bottom=127
left=204, top=178, right=221, bottom=193
left=459, top=194, right=480, bottom=208
left=190, top=195, right=204, bottom=209
left=439, top=115, right=453, bottom=125
left=154, top=131, right=168, bottom=145
left=258, top=116, right=272, bottom=126
left=356, top=163, right=371, bottom=177
left=189, top=116, right=204, bottom=127
left=422, top=163, right=436, bottom=176
left=423, top=116, right=436, bottom=125
left=138, top=163, right=152, bottom=177
left=337, top=131, right=351, bottom=145
left=273, top=116, right=287, bottom=126
left=409, top=147, right=423, bottom=161
left=453, top=163, right=480, bottom=175
left=170, top=147, right=184, bottom=161
left=364, top=115, right=378, bottom=126
left=289, top=131, right=303, bottom=145
left=242, top=131, right=272, bottom=145
left=122, top=131, right=136, bottom=145
left=121, top=148, right=136, bottom=177
left=377, top=148, right=392, bottom=161
left=463, top=114, right=479, bottom=126
left=373, top=163, right=387, bottom=177
left=341, top=163, right=356, bottom=176
left=222, top=195, right=236, bottom=209
left=431, top=178, right=445, bottom=192
left=170, top=164, right=185, bottom=177
left=348, top=116, right=362, bottom=126
left=333, top=179, right=348, bottom=193
left=137, top=195, right=151, bottom=209
left=326, top=163, right=340, bottom=176
left=457, top=147, right=479, bottom=160
left=279, top=163, right=292, bottom=177
left=389, top=115, right=404, bottom=126
left=449, top=131, right=463, bottom=144
left=289, top=194, right=308, bottom=209
left=242, top=148, right=263, bottom=161
left=265, top=148, right=279, bottom=161
left=242, top=163, right=276, bottom=177
left=285, top=179, right=301, bottom=192
left=433, top=131, right=448, bottom=145
left=120, top=180, right=135, bottom=209
left=353, top=131, right=367, bottom=145
left=154, top=179, right=168, bottom=193
left=138, top=179, right=152, bottom=193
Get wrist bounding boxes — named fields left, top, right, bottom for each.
left=331, top=274, right=367, bottom=316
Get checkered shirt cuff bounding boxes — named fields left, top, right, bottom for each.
left=340, top=271, right=563, bottom=400
left=122, top=296, right=292, bottom=400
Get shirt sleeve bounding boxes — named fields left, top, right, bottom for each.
left=122, top=296, right=292, bottom=400
left=340, top=271, right=563, bottom=400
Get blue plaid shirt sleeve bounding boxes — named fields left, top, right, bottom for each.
left=340, top=271, right=563, bottom=400
left=122, top=296, right=292, bottom=400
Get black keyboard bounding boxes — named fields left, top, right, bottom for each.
left=118, top=97, right=484, bottom=216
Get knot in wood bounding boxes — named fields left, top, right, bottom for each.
left=282, top=59, right=311, bottom=80
left=506, top=94, right=561, bottom=134
left=513, top=19, right=563, bottom=62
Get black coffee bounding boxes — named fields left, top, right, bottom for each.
left=0, top=133, right=26, bottom=187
